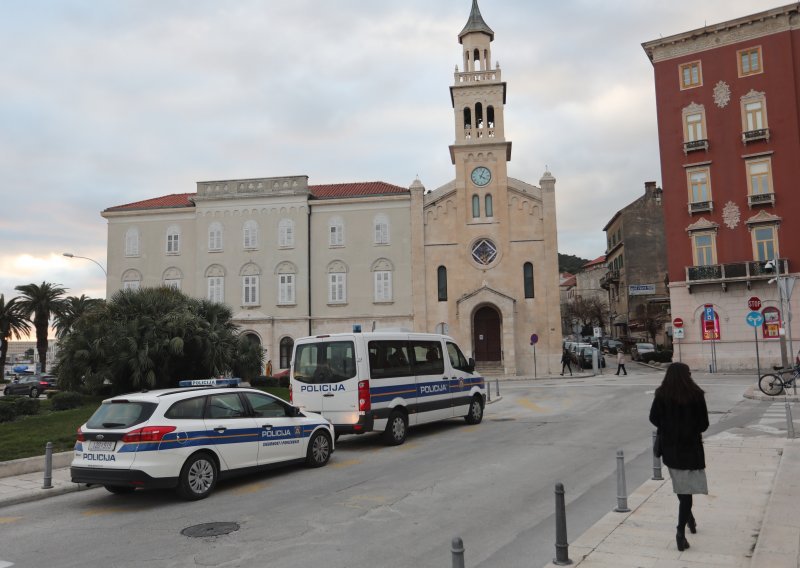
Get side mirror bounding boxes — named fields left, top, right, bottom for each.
left=467, top=357, right=475, bottom=373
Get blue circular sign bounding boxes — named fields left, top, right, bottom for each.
left=530, top=333, right=539, bottom=345
left=746, top=311, right=764, bottom=327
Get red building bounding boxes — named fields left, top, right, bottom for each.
left=643, top=4, right=800, bottom=371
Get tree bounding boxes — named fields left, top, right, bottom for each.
left=54, top=295, right=105, bottom=339
left=563, top=296, right=609, bottom=336
left=634, top=302, right=670, bottom=345
left=0, top=295, right=31, bottom=373
left=14, top=282, right=67, bottom=373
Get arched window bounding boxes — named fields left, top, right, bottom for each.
left=463, top=107, right=472, bottom=129
left=206, top=265, right=225, bottom=303
left=524, top=262, right=534, bottom=298
left=473, top=48, right=481, bottom=70
left=122, top=269, right=142, bottom=291
left=487, top=106, right=495, bottom=128
left=373, top=214, right=389, bottom=245
left=166, top=225, right=180, bottom=255
left=125, top=227, right=140, bottom=257
left=328, top=261, right=347, bottom=303
left=372, top=258, right=393, bottom=302
left=240, top=263, right=261, bottom=306
left=472, top=195, right=480, bottom=218
left=243, top=220, right=259, bottom=249
left=437, top=266, right=447, bottom=302
left=475, top=102, right=483, bottom=128
left=279, top=337, right=294, bottom=369
left=208, top=222, right=223, bottom=251
left=278, top=219, right=294, bottom=248
left=163, top=267, right=182, bottom=290
left=276, top=262, right=297, bottom=305
left=485, top=194, right=493, bottom=217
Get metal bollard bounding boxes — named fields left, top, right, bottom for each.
left=786, top=399, right=796, bottom=439
left=614, top=450, right=630, bottom=512
left=553, top=483, right=572, bottom=565
left=495, top=378, right=500, bottom=397
left=652, top=431, right=663, bottom=480
left=42, top=441, right=53, bottom=489
left=486, top=381, right=491, bottom=402
left=451, top=536, right=465, bottom=568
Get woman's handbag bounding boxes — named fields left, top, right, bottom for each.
left=653, top=429, right=663, bottom=458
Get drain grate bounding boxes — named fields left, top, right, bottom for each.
left=182, top=522, right=240, bottom=538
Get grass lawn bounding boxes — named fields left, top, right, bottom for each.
left=0, top=387, right=291, bottom=462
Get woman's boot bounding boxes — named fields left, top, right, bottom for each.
left=687, top=514, right=697, bottom=534
left=676, top=527, right=690, bottom=551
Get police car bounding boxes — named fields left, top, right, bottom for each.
left=70, top=379, right=334, bottom=500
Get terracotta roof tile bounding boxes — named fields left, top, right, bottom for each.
left=583, top=255, right=606, bottom=268
left=104, top=193, right=194, bottom=212
left=309, top=181, right=408, bottom=199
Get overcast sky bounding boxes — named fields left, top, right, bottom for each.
left=0, top=0, right=778, bottom=305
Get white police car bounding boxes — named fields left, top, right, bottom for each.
left=70, top=379, right=334, bottom=500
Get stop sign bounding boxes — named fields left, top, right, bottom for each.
left=748, top=296, right=762, bottom=310
left=673, top=317, right=684, bottom=328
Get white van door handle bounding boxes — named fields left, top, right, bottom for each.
left=323, top=393, right=335, bottom=397
left=214, top=426, right=227, bottom=433
left=262, top=424, right=273, bottom=429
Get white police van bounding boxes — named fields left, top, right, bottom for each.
left=290, top=332, right=485, bottom=445
left=70, top=379, right=334, bottom=500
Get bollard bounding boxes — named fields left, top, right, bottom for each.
left=486, top=381, right=491, bottom=402
left=786, top=399, right=796, bottom=439
left=42, top=441, right=53, bottom=489
left=451, top=536, right=465, bottom=568
left=614, top=450, right=630, bottom=512
left=553, top=483, right=572, bottom=565
left=495, top=378, right=500, bottom=397
left=652, top=431, right=663, bottom=480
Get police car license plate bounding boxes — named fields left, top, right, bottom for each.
left=88, top=441, right=115, bottom=451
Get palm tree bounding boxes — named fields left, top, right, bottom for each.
left=0, top=295, right=31, bottom=373
left=54, top=294, right=105, bottom=339
left=14, top=282, right=67, bottom=373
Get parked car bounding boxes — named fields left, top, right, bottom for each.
left=577, top=346, right=606, bottom=369
left=569, top=343, right=591, bottom=365
left=631, top=342, right=656, bottom=361
left=3, top=375, right=52, bottom=398
left=602, top=339, right=624, bottom=352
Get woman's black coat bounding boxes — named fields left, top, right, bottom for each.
left=649, top=392, right=709, bottom=470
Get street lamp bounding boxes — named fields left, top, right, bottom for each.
left=62, top=252, right=107, bottom=276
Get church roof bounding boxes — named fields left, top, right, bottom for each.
left=458, top=0, right=494, bottom=42
left=103, top=182, right=408, bottom=212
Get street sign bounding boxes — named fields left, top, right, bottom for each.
left=704, top=304, right=715, bottom=322
left=673, top=328, right=685, bottom=339
left=593, top=327, right=602, bottom=338
left=530, top=333, right=539, bottom=345
left=747, top=296, right=762, bottom=310
left=746, top=311, right=764, bottom=327
left=673, top=317, right=684, bottom=328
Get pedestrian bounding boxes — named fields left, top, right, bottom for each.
left=649, top=362, right=709, bottom=552
left=615, top=348, right=627, bottom=375
left=560, top=348, right=572, bottom=376
left=266, top=359, right=273, bottom=378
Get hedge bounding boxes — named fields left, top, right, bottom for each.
left=13, top=397, right=40, bottom=416
left=0, top=405, right=16, bottom=422
left=51, top=391, right=85, bottom=411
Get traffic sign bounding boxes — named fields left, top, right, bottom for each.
left=704, top=304, right=715, bottom=321
left=673, top=317, right=684, bottom=328
left=747, top=296, right=762, bottom=311
left=673, top=328, right=685, bottom=339
left=746, top=311, right=764, bottom=327
left=530, top=333, right=539, bottom=345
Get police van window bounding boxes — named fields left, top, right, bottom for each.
left=368, top=340, right=412, bottom=379
left=293, top=341, right=356, bottom=384
left=86, top=401, right=158, bottom=429
left=243, top=392, right=289, bottom=418
left=410, top=340, right=445, bottom=375
left=446, top=342, right=470, bottom=372
left=165, top=396, right=206, bottom=420
left=206, top=393, right=247, bottom=419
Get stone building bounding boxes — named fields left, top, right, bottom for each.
left=101, top=0, right=562, bottom=376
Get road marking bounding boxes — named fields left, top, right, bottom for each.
left=0, top=559, right=14, bottom=567
left=517, top=398, right=547, bottom=412
left=0, top=517, right=22, bottom=524
left=330, top=458, right=361, bottom=469
left=230, top=481, right=270, bottom=495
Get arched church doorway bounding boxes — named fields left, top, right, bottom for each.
left=473, top=305, right=501, bottom=362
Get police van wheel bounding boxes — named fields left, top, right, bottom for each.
left=105, top=485, right=135, bottom=495
left=306, top=431, right=332, bottom=467
left=465, top=396, right=483, bottom=425
left=30, top=388, right=39, bottom=399
left=383, top=411, right=407, bottom=446
left=177, top=452, right=218, bottom=501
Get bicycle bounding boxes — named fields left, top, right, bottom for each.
left=758, top=365, right=800, bottom=396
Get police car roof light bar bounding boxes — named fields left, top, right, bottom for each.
left=178, top=378, right=240, bottom=388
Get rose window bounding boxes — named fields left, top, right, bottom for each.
left=471, top=239, right=498, bottom=266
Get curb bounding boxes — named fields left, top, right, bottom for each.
left=0, top=480, right=95, bottom=510
left=743, top=384, right=800, bottom=402
left=0, top=451, right=73, bottom=479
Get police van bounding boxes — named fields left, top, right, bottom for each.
left=290, top=332, right=485, bottom=445
left=70, top=379, right=334, bottom=500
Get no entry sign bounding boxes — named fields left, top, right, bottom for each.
left=673, top=317, right=684, bottom=328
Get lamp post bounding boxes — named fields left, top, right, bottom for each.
left=62, top=252, right=107, bottom=276
left=766, top=258, right=795, bottom=371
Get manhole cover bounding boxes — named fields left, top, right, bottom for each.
left=182, top=522, right=240, bottom=538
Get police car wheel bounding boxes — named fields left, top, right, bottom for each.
left=30, top=387, right=39, bottom=399
left=104, top=485, right=135, bottom=495
left=465, top=396, right=483, bottom=425
left=177, top=453, right=218, bottom=501
left=383, top=411, right=407, bottom=446
left=306, top=431, right=332, bottom=467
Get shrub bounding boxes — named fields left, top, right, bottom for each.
left=51, top=391, right=84, bottom=411
left=655, top=350, right=673, bottom=363
left=0, top=405, right=16, bottom=422
left=278, top=375, right=289, bottom=388
left=641, top=352, right=658, bottom=364
left=13, top=397, right=40, bottom=416
left=251, top=375, right=279, bottom=388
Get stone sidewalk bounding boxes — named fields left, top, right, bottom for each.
left=543, top=435, right=800, bottom=568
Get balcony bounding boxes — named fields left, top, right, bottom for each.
left=688, top=200, right=713, bottom=214
left=683, top=139, right=709, bottom=154
left=742, top=128, right=770, bottom=144
left=748, top=192, right=775, bottom=207
left=685, top=258, right=788, bottom=292
left=600, top=269, right=620, bottom=290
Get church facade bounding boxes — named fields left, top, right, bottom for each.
left=101, top=1, right=562, bottom=376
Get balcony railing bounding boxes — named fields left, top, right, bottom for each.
left=742, top=128, right=770, bottom=143
left=686, top=258, right=789, bottom=289
left=683, top=139, right=709, bottom=154
left=748, top=192, right=775, bottom=207
left=688, top=200, right=713, bottom=214
left=600, top=269, right=620, bottom=290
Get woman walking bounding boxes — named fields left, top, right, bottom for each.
left=615, top=349, right=627, bottom=375
left=560, top=348, right=572, bottom=376
left=649, top=362, right=709, bottom=551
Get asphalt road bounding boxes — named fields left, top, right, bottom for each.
left=0, top=367, right=771, bottom=568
